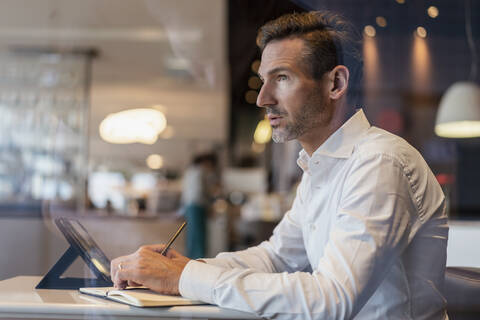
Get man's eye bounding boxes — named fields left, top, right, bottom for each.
left=277, top=75, right=288, bottom=81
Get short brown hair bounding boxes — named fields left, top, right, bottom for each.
left=257, top=11, right=363, bottom=104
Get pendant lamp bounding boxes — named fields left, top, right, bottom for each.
left=435, top=0, right=480, bottom=138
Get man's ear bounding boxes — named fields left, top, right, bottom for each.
left=328, top=65, right=349, bottom=100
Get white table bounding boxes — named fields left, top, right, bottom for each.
left=0, top=276, right=259, bottom=319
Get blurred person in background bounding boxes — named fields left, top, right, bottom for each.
left=180, top=153, right=218, bottom=259
left=111, top=11, right=448, bottom=319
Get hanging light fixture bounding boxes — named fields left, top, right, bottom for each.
left=435, top=83, right=480, bottom=137
left=99, top=108, right=167, bottom=144
left=435, top=0, right=480, bottom=138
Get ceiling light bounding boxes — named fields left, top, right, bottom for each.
left=99, top=108, right=167, bottom=144
left=364, top=25, right=376, bottom=37
left=396, top=0, right=405, bottom=4
left=253, top=119, right=272, bottom=144
left=428, top=6, right=439, bottom=18
left=435, top=82, right=480, bottom=138
left=146, top=154, right=164, bottom=169
left=416, top=26, right=427, bottom=38
left=435, top=0, right=479, bottom=138
left=376, top=16, right=387, bottom=28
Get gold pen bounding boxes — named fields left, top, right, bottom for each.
left=161, top=221, right=187, bottom=256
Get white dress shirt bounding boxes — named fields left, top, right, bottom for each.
left=179, top=109, right=449, bottom=319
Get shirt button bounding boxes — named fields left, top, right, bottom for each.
left=310, top=224, right=316, bottom=231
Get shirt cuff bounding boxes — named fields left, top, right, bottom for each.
left=179, top=259, right=224, bottom=304
left=200, top=257, right=226, bottom=266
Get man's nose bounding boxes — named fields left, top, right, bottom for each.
left=256, top=83, right=276, bottom=108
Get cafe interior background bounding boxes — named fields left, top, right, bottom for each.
left=0, top=0, right=479, bottom=281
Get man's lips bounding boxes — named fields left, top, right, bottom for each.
left=267, top=115, right=283, bottom=126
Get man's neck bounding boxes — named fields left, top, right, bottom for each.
left=299, top=103, right=348, bottom=157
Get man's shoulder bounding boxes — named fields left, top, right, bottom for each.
left=353, top=126, right=423, bottom=167
left=350, top=126, right=445, bottom=222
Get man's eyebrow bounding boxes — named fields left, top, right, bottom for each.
left=268, top=67, right=290, bottom=75
left=258, top=67, right=291, bottom=80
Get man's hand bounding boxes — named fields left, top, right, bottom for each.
left=110, top=245, right=191, bottom=295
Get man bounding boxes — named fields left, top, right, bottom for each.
left=111, top=11, right=448, bottom=319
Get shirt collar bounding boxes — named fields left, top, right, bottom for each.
left=297, top=109, right=371, bottom=172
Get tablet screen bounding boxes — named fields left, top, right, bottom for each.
left=55, top=218, right=111, bottom=279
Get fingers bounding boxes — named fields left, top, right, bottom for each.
left=111, top=258, right=125, bottom=289
left=133, top=244, right=186, bottom=259
left=110, top=257, right=122, bottom=287
left=139, top=244, right=167, bottom=253
left=109, top=246, right=188, bottom=295
left=109, top=245, right=188, bottom=291
left=111, top=255, right=137, bottom=289
left=127, top=280, right=142, bottom=287
left=112, top=260, right=148, bottom=289
left=115, top=266, right=139, bottom=289
left=137, top=244, right=180, bottom=259
left=111, top=248, right=166, bottom=289
left=164, top=248, right=184, bottom=259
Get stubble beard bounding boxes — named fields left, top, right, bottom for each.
left=271, top=120, right=301, bottom=143
left=270, top=92, right=332, bottom=143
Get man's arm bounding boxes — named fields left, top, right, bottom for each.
left=110, top=178, right=310, bottom=292
left=178, top=154, right=423, bottom=319
left=201, top=179, right=310, bottom=273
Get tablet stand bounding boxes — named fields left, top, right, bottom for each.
left=36, top=246, right=113, bottom=290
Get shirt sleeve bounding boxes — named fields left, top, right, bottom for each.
left=202, top=177, right=310, bottom=273
left=179, top=154, right=416, bottom=319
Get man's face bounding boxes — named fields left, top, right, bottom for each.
left=257, top=38, right=332, bottom=143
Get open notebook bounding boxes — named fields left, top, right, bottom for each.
left=79, top=286, right=205, bottom=307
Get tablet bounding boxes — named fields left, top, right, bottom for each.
left=55, top=217, right=111, bottom=282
